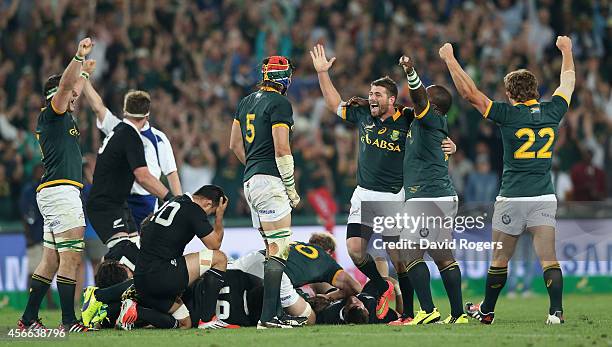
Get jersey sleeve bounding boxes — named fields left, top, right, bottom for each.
left=192, top=207, right=214, bottom=239
left=483, top=101, right=511, bottom=125
left=156, top=131, right=178, bottom=175
left=96, top=108, right=121, bottom=135
left=336, top=102, right=360, bottom=124
left=321, top=253, right=344, bottom=285
left=125, top=132, right=148, bottom=171
left=546, top=95, right=570, bottom=122
left=270, top=97, right=294, bottom=128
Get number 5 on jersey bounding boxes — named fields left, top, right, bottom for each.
left=245, top=113, right=256, bottom=143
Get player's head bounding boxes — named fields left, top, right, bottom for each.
left=503, top=69, right=540, bottom=104
left=342, top=296, right=369, bottom=324
left=426, top=85, right=453, bottom=115
left=123, top=90, right=151, bottom=120
left=193, top=184, right=226, bottom=215
left=94, top=260, right=132, bottom=289
left=260, top=56, right=295, bottom=95
left=308, top=232, right=336, bottom=255
left=43, top=74, right=80, bottom=112
left=369, top=76, right=398, bottom=117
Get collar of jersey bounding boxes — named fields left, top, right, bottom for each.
left=513, top=99, right=539, bottom=106
left=185, top=192, right=193, bottom=202
left=141, top=121, right=152, bottom=132
left=122, top=119, right=140, bottom=133
left=259, top=86, right=281, bottom=94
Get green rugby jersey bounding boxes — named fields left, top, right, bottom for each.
left=36, top=105, right=83, bottom=192
left=403, top=101, right=455, bottom=199
left=484, top=94, right=569, bottom=197
left=340, top=105, right=412, bottom=193
left=284, top=242, right=343, bottom=288
left=234, top=87, right=293, bottom=182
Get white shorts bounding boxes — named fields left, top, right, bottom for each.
left=402, top=196, right=458, bottom=243
left=493, top=194, right=557, bottom=236
left=348, top=186, right=405, bottom=236
left=229, top=251, right=300, bottom=308
left=37, top=185, right=85, bottom=249
left=244, top=175, right=292, bottom=229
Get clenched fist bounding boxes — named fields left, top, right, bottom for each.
left=556, top=36, right=572, bottom=53
left=82, top=60, right=96, bottom=75
left=439, top=43, right=454, bottom=62
left=77, top=37, right=94, bottom=57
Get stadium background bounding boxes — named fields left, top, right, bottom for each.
left=0, top=0, right=610, bottom=309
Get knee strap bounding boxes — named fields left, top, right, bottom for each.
left=55, top=237, right=85, bottom=253
left=261, top=228, right=292, bottom=260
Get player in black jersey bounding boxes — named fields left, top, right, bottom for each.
left=115, top=185, right=231, bottom=330
left=86, top=90, right=172, bottom=269
left=19, top=38, right=95, bottom=333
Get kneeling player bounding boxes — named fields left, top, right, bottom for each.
left=119, top=185, right=230, bottom=329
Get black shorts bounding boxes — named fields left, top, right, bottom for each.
left=134, top=257, right=189, bottom=313
left=104, top=240, right=139, bottom=271
left=87, top=203, right=137, bottom=244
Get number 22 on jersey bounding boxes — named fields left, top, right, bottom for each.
left=514, top=127, right=554, bottom=159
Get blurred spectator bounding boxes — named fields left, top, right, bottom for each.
left=449, top=149, right=473, bottom=199
left=571, top=150, right=606, bottom=201
left=0, top=0, right=609, bottom=225
left=507, top=233, right=537, bottom=299
left=464, top=155, right=498, bottom=204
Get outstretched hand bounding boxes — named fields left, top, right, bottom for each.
left=310, top=44, right=336, bottom=73
left=346, top=96, right=369, bottom=108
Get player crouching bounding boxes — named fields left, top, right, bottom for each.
left=116, top=185, right=236, bottom=330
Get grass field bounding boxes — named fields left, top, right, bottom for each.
left=1, top=294, right=610, bottom=347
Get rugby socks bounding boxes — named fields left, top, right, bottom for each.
left=405, top=259, right=435, bottom=313
left=56, top=275, right=77, bottom=324
left=543, top=264, right=563, bottom=315
left=356, top=253, right=388, bottom=296
left=22, top=274, right=52, bottom=322
left=260, top=256, right=286, bottom=322
left=136, top=306, right=178, bottom=329
left=397, top=271, right=414, bottom=318
left=96, top=279, right=134, bottom=303
left=439, top=261, right=464, bottom=318
left=200, top=269, right=226, bottom=321
left=481, top=266, right=508, bottom=313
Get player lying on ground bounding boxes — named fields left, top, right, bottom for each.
left=19, top=38, right=96, bottom=333
left=230, top=56, right=300, bottom=329
left=82, top=79, right=182, bottom=229
left=311, top=44, right=456, bottom=323
left=440, top=36, right=575, bottom=325
left=394, top=55, right=467, bottom=325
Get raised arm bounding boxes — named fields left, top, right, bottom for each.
left=310, top=44, right=342, bottom=112
left=83, top=79, right=107, bottom=123
left=51, top=37, right=94, bottom=114
left=553, top=36, right=575, bottom=104
left=439, top=43, right=492, bottom=116
left=399, top=55, right=429, bottom=117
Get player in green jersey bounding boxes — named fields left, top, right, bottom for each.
left=440, top=36, right=575, bottom=325
left=396, top=55, right=467, bottom=325
left=19, top=38, right=96, bottom=333
left=229, top=56, right=299, bottom=329
left=311, top=44, right=457, bottom=323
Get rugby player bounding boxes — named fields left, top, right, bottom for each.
left=86, top=90, right=172, bottom=268
left=440, top=36, right=575, bottom=324
left=310, top=44, right=456, bottom=322
left=229, top=56, right=299, bottom=329
left=397, top=55, right=466, bottom=324
left=82, top=80, right=182, bottom=228
left=118, top=185, right=231, bottom=330
left=18, top=38, right=95, bottom=333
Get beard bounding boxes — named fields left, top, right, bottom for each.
left=369, top=101, right=389, bottom=117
